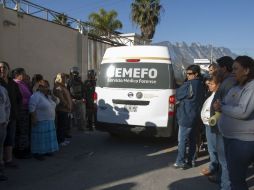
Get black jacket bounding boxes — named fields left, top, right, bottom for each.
left=0, top=78, right=22, bottom=120
left=176, top=78, right=205, bottom=128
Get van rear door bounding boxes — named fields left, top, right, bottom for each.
left=96, top=62, right=175, bottom=127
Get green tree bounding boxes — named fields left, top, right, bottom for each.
left=88, top=8, right=123, bottom=37
left=131, top=0, right=163, bottom=40
left=53, top=13, right=70, bottom=27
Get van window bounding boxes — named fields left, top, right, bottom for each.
left=97, top=63, right=174, bottom=89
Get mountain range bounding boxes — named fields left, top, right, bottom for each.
left=154, top=41, right=238, bottom=84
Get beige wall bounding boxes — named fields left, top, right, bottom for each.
left=0, top=7, right=88, bottom=85
left=88, top=39, right=111, bottom=72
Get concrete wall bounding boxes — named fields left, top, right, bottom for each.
left=88, top=39, right=111, bottom=72
left=0, top=7, right=88, bottom=85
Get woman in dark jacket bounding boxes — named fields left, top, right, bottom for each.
left=0, top=61, right=22, bottom=166
left=12, top=68, right=32, bottom=159
left=174, top=65, right=205, bottom=169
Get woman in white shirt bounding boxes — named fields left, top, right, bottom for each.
left=200, top=76, right=220, bottom=176
left=29, top=80, right=59, bottom=160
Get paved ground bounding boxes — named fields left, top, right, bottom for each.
left=0, top=129, right=253, bottom=190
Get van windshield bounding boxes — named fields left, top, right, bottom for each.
left=97, top=63, right=174, bottom=89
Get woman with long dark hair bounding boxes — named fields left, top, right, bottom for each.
left=214, top=56, right=254, bottom=190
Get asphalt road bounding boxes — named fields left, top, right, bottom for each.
left=0, top=129, right=253, bottom=190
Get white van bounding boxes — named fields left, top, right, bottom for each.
left=95, top=46, right=176, bottom=137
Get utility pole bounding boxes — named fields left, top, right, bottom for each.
left=210, top=45, right=213, bottom=64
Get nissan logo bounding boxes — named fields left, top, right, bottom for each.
left=128, top=92, right=134, bottom=98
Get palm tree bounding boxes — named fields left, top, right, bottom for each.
left=131, top=0, right=163, bottom=40
left=88, top=8, right=123, bottom=37
left=53, top=13, right=70, bottom=27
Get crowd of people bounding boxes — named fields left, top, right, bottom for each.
left=174, top=55, right=254, bottom=190
left=0, top=62, right=96, bottom=181
left=0, top=56, right=253, bottom=190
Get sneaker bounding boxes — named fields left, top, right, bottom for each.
left=63, top=140, right=70, bottom=145
left=4, top=161, right=18, bottom=169
left=200, top=168, right=213, bottom=176
left=60, top=140, right=70, bottom=146
left=173, top=163, right=188, bottom=170
left=60, top=142, right=67, bottom=146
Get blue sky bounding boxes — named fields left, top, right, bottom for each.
left=30, top=0, right=254, bottom=56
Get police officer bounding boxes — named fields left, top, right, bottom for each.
left=84, top=70, right=96, bottom=131
left=67, top=67, right=86, bottom=131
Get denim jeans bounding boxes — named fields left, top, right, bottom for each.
left=216, top=133, right=231, bottom=190
left=205, top=124, right=219, bottom=173
left=176, top=126, right=197, bottom=164
left=224, top=137, right=254, bottom=190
